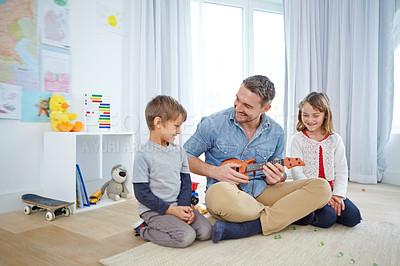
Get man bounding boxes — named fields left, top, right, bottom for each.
left=183, top=75, right=331, bottom=243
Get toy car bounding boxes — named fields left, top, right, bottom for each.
left=89, top=190, right=103, bottom=204
left=191, top=182, right=199, bottom=206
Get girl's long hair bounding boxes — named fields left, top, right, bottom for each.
left=296, top=92, right=334, bottom=135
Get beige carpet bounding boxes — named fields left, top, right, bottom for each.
left=100, top=220, right=400, bottom=266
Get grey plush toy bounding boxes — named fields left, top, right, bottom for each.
left=101, top=164, right=134, bottom=201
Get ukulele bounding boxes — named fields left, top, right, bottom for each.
left=221, top=157, right=305, bottom=175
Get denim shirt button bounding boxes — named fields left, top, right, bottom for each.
left=224, top=152, right=227, bottom=154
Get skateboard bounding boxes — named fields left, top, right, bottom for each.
left=21, top=193, right=74, bottom=221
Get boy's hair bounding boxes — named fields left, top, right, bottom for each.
left=242, top=75, right=276, bottom=106
left=145, top=95, right=187, bottom=130
left=296, top=92, right=334, bottom=135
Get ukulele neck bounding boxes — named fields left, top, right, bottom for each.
left=245, top=159, right=283, bottom=172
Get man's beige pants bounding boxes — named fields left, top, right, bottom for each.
left=205, top=178, right=331, bottom=236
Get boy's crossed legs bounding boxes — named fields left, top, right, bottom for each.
left=140, top=209, right=212, bottom=248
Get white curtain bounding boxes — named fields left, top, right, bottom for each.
left=395, top=2, right=400, bottom=51
left=283, top=0, right=395, bottom=184
left=128, top=0, right=193, bottom=145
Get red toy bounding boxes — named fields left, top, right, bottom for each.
left=191, top=182, right=199, bottom=205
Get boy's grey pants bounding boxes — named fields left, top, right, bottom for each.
left=140, top=209, right=212, bottom=248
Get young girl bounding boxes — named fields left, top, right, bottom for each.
left=290, top=92, right=361, bottom=228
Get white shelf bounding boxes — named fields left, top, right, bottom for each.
left=74, top=197, right=133, bottom=213
left=43, top=132, right=134, bottom=213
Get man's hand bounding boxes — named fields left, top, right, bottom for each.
left=166, top=205, right=195, bottom=224
left=328, top=195, right=345, bottom=216
left=262, top=160, right=285, bottom=185
left=215, top=162, right=250, bottom=185
left=187, top=157, right=249, bottom=185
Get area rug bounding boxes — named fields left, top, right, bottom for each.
left=100, top=220, right=400, bottom=266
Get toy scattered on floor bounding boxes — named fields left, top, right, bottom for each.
left=190, top=182, right=208, bottom=214
left=350, top=259, right=356, bottom=264
left=89, top=190, right=103, bottom=204
left=338, top=252, right=344, bottom=257
left=191, top=181, right=200, bottom=206
left=49, top=94, right=84, bottom=132
left=274, top=235, right=281, bottom=239
left=314, top=228, right=318, bottom=231
left=319, top=241, right=324, bottom=246
left=101, top=164, right=134, bottom=201
left=292, top=226, right=296, bottom=230
left=194, top=203, right=208, bottom=214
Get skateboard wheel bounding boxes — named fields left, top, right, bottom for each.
left=46, top=211, right=55, bottom=221
left=63, top=207, right=71, bottom=217
left=24, top=206, right=32, bottom=215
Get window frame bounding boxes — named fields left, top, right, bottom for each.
left=193, top=0, right=283, bottom=79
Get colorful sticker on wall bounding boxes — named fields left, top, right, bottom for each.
left=0, top=83, right=22, bottom=120
left=97, top=3, right=125, bottom=36
left=39, top=0, right=70, bottom=48
left=84, top=93, right=111, bottom=132
left=21, top=89, right=52, bottom=122
left=40, top=45, right=71, bottom=94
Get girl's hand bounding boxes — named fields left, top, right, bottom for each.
left=328, top=195, right=345, bottom=216
left=166, top=206, right=194, bottom=224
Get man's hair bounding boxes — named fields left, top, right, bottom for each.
left=145, top=95, right=187, bottom=130
left=242, top=75, right=276, bottom=106
left=296, top=91, right=334, bottom=135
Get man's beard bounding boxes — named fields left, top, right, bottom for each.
left=235, top=112, right=259, bottom=124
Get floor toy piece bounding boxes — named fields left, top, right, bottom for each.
left=21, top=193, right=74, bottom=221
left=191, top=182, right=199, bottom=206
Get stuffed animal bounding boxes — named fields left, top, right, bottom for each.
left=49, top=94, right=84, bottom=132
left=101, top=164, right=134, bottom=201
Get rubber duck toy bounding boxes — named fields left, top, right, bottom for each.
left=49, top=94, right=84, bottom=132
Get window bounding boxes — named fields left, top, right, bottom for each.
left=192, top=3, right=243, bottom=115
left=253, top=9, right=285, bottom=124
left=191, top=0, right=284, bottom=125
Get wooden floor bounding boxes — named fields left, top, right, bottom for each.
left=0, top=181, right=399, bottom=265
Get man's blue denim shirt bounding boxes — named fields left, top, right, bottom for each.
left=183, top=107, right=285, bottom=198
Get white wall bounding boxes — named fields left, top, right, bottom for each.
left=0, top=0, right=130, bottom=214
left=382, top=133, right=400, bottom=185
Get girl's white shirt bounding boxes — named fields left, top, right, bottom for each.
left=290, top=132, right=348, bottom=198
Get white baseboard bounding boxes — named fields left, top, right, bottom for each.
left=0, top=189, right=44, bottom=215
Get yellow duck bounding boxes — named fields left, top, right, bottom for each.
left=49, top=94, right=84, bottom=132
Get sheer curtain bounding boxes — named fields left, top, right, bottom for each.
left=283, top=0, right=395, bottom=184
left=128, top=0, right=193, bottom=145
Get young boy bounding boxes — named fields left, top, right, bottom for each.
left=132, top=95, right=212, bottom=248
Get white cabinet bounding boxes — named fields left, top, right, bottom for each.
left=43, top=132, right=134, bottom=212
